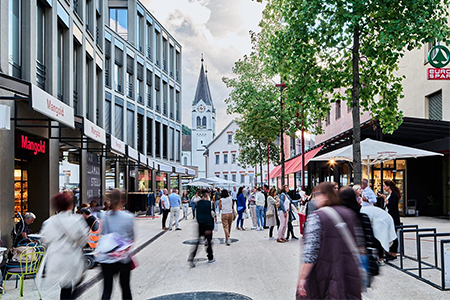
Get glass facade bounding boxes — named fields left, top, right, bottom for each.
left=109, top=8, right=128, bottom=39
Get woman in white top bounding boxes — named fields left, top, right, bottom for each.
left=219, top=189, right=234, bottom=246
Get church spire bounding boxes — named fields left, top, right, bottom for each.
left=192, top=55, right=214, bottom=108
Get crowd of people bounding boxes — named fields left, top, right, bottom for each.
left=4, top=177, right=402, bottom=300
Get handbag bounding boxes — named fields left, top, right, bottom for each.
left=243, top=211, right=249, bottom=219
left=97, top=213, right=133, bottom=263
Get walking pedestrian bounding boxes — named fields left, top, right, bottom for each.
left=255, top=187, right=265, bottom=231
left=38, top=193, right=89, bottom=299
left=97, top=189, right=135, bottom=300
left=168, top=189, right=182, bottom=231
left=262, top=184, right=269, bottom=228
left=215, top=188, right=221, bottom=214
left=191, top=191, right=200, bottom=219
left=219, top=189, right=233, bottom=246
left=297, top=182, right=364, bottom=299
left=236, top=187, right=246, bottom=230
left=188, top=189, right=216, bottom=267
left=161, top=189, right=170, bottom=230
left=266, top=188, right=279, bottom=240
left=181, top=190, right=190, bottom=220
left=231, top=186, right=238, bottom=209
left=286, top=200, right=299, bottom=241
left=277, top=185, right=290, bottom=243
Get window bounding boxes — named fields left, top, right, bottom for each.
left=176, top=51, right=181, bottom=81
left=137, top=13, right=143, bottom=52
left=155, top=75, right=161, bottom=111
left=73, top=0, right=81, bottom=18
left=228, top=134, right=232, bottom=144
left=223, top=154, right=228, bottom=164
left=169, top=128, right=174, bottom=160
left=197, top=117, right=201, bottom=128
left=147, top=117, right=153, bottom=155
left=146, top=69, right=152, bottom=107
left=336, top=100, right=341, bottom=119
left=176, top=130, right=181, bottom=162
left=170, top=87, right=174, bottom=119
left=36, top=1, right=46, bottom=88
left=326, top=110, right=331, bottom=126
left=105, top=93, right=111, bottom=134
left=215, top=174, right=220, bottom=178
left=126, top=55, right=134, bottom=98
left=155, top=30, right=160, bottom=65
left=114, top=47, right=123, bottom=93
left=232, top=153, right=236, bottom=164
left=86, top=0, right=93, bottom=35
left=215, top=155, right=220, bottom=165
left=9, top=0, right=21, bottom=77
left=115, top=102, right=124, bottom=140
left=175, top=91, right=180, bottom=121
left=184, top=157, right=187, bottom=165
left=137, top=113, right=144, bottom=152
left=162, top=38, right=168, bottom=71
left=162, top=124, right=168, bottom=159
left=127, top=109, right=134, bottom=146
left=155, top=121, right=161, bottom=157
left=240, top=174, right=245, bottom=184
left=162, top=82, right=168, bottom=115
left=169, top=45, right=174, bottom=77
left=249, top=174, right=254, bottom=185
left=86, top=55, right=93, bottom=120
left=146, top=22, right=152, bottom=59
left=96, top=67, right=102, bottom=125
left=202, top=117, right=207, bottom=128
left=73, top=42, right=80, bottom=114
left=57, top=24, right=66, bottom=101
left=137, top=63, right=144, bottom=103
left=224, top=174, right=228, bottom=180
left=428, top=91, right=442, bottom=120
left=105, top=44, right=111, bottom=87
left=232, top=174, right=236, bottom=183
left=109, top=8, right=128, bottom=39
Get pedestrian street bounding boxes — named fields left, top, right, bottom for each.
left=2, top=213, right=448, bottom=300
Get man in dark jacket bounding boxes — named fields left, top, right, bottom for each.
left=188, top=190, right=215, bottom=267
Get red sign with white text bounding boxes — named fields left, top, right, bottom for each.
left=427, top=68, right=450, bottom=80
left=19, top=135, right=46, bottom=155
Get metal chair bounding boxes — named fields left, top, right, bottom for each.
left=1, top=246, right=45, bottom=299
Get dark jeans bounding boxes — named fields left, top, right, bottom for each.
left=162, top=209, right=169, bottom=228
left=101, top=262, right=132, bottom=300
left=189, top=223, right=214, bottom=261
left=236, top=211, right=244, bottom=228
left=389, top=238, right=399, bottom=254
left=286, top=221, right=296, bottom=239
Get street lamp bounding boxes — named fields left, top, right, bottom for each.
left=275, top=83, right=286, bottom=186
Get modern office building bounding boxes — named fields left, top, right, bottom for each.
left=0, top=0, right=192, bottom=246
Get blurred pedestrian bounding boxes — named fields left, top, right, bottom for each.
left=248, top=188, right=257, bottom=230
left=38, top=193, right=89, bottom=299
left=277, top=185, right=290, bottom=243
left=231, top=186, right=238, bottom=209
left=161, top=189, right=170, bottom=230
left=219, top=189, right=233, bottom=246
left=168, top=188, right=182, bottom=231
left=97, top=189, right=135, bottom=300
left=236, top=187, right=246, bottom=230
left=188, top=190, right=215, bottom=267
left=297, top=182, right=364, bottom=299
left=255, top=187, right=265, bottom=231
left=181, top=190, right=190, bottom=220
left=266, top=188, right=279, bottom=240
left=215, top=188, right=221, bottom=214
left=103, top=200, right=111, bottom=211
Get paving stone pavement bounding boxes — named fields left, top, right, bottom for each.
left=1, top=213, right=449, bottom=299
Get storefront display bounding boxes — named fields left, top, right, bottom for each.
left=138, top=168, right=152, bottom=191
left=170, top=174, right=179, bottom=190
left=14, top=159, right=28, bottom=215
left=156, top=172, right=168, bottom=190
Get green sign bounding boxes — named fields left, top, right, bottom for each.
left=428, top=45, right=450, bottom=68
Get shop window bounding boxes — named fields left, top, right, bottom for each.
left=109, top=8, right=128, bottom=39
left=215, top=155, right=220, bottom=165
left=14, top=159, right=28, bottom=215
left=249, top=174, right=254, bottom=185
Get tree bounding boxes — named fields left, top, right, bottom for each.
left=258, top=0, right=450, bottom=184
left=182, top=125, right=191, bottom=136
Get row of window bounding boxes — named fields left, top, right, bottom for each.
left=105, top=95, right=181, bottom=161
left=215, top=173, right=254, bottom=184
left=215, top=153, right=237, bottom=165
left=109, top=7, right=181, bottom=81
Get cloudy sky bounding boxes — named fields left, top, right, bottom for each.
left=141, top=0, right=265, bottom=133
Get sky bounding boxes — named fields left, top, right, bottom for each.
left=141, top=0, right=266, bottom=133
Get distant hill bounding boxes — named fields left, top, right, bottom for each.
left=182, top=124, right=191, bottom=135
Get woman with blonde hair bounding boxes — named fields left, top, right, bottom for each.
left=353, top=184, right=363, bottom=205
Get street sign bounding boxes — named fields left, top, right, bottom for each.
left=427, top=68, right=450, bottom=80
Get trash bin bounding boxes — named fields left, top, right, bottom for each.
left=406, top=199, right=417, bottom=216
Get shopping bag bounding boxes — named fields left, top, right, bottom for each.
left=243, top=211, right=249, bottom=219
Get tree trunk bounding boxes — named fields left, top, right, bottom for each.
left=352, top=24, right=362, bottom=185
left=260, top=161, right=263, bottom=187
left=280, top=93, right=285, bottom=187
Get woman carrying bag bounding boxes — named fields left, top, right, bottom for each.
left=266, top=188, right=279, bottom=240
left=97, top=189, right=135, bottom=300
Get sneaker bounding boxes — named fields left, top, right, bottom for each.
left=251, top=227, right=256, bottom=230
left=208, top=258, right=216, bottom=263
left=377, top=260, right=386, bottom=266
left=226, top=240, right=231, bottom=246
left=269, top=237, right=275, bottom=240
left=175, top=228, right=182, bottom=231
left=291, top=236, right=299, bottom=240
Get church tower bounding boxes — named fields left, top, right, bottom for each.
left=191, top=56, right=216, bottom=178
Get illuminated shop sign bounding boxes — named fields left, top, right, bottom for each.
left=19, top=135, right=46, bottom=155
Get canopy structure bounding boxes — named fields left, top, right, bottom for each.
left=187, top=179, right=212, bottom=187
left=310, top=138, right=443, bottom=166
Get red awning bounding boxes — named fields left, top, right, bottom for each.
left=287, top=145, right=324, bottom=174
left=266, top=145, right=324, bottom=180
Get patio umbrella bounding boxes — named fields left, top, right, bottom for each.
left=187, top=179, right=212, bottom=187
left=204, top=177, right=237, bottom=187
left=310, top=138, right=443, bottom=179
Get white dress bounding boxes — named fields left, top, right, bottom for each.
left=37, top=211, right=89, bottom=288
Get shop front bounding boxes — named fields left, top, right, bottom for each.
left=105, top=134, right=127, bottom=191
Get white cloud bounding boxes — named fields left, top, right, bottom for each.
left=141, top=0, right=265, bottom=132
